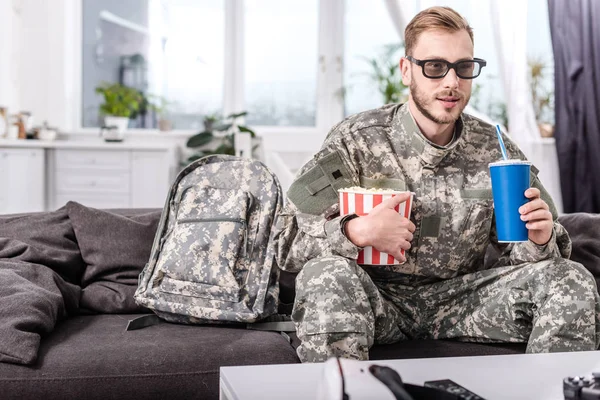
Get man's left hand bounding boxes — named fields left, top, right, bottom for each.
left=519, top=188, right=553, bottom=245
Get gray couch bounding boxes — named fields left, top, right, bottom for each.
left=0, top=202, right=598, bottom=400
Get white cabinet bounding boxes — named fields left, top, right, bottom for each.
left=0, top=140, right=179, bottom=214
left=49, top=148, right=177, bottom=210
left=0, top=148, right=45, bottom=213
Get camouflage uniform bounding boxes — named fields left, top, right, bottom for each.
left=274, top=103, right=600, bottom=362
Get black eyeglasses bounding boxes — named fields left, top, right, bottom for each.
left=405, top=56, right=487, bottom=79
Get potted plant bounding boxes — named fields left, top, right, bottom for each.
left=362, top=43, right=408, bottom=104
left=151, top=96, right=174, bottom=132
left=528, top=57, right=554, bottom=138
left=185, top=111, right=256, bottom=165
left=95, top=82, right=143, bottom=137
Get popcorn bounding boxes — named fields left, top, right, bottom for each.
left=339, top=186, right=403, bottom=194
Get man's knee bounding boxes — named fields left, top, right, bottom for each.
left=296, top=255, right=358, bottom=286
left=293, top=256, right=372, bottom=338
left=534, top=258, right=597, bottom=291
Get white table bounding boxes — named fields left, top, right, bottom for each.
left=220, top=351, right=600, bottom=400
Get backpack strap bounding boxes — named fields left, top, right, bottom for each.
left=126, top=314, right=162, bottom=331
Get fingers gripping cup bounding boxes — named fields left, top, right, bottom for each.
left=339, top=187, right=413, bottom=265
left=489, top=160, right=532, bottom=242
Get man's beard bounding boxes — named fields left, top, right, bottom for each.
left=410, top=80, right=470, bottom=125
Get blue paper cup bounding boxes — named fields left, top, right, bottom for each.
left=489, top=160, right=532, bottom=242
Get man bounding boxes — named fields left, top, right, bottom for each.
left=274, top=6, right=600, bottom=363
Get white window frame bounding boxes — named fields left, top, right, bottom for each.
left=69, top=0, right=346, bottom=150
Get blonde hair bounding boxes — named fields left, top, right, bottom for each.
left=404, top=6, right=474, bottom=56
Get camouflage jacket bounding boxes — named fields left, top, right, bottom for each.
left=273, top=103, right=571, bottom=279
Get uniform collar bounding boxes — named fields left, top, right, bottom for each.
left=393, top=103, right=463, bottom=168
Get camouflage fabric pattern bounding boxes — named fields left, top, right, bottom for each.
left=274, top=103, right=600, bottom=361
left=294, top=255, right=600, bottom=362
left=275, top=103, right=571, bottom=278
left=135, top=155, right=283, bottom=324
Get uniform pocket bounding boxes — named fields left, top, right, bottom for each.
left=416, top=195, right=493, bottom=275
left=452, top=198, right=494, bottom=268
left=159, top=276, right=241, bottom=302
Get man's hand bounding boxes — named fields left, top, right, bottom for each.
left=345, top=193, right=416, bottom=263
left=520, top=187, right=553, bottom=245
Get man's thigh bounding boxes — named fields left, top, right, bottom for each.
left=418, top=262, right=556, bottom=343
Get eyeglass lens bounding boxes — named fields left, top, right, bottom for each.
left=424, top=60, right=481, bottom=78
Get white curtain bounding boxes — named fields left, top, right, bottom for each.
left=383, top=0, right=409, bottom=40
left=490, top=0, right=539, bottom=143
left=490, top=0, right=563, bottom=213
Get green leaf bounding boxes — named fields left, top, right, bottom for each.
left=214, top=123, right=233, bottom=132
left=186, top=131, right=214, bottom=148
left=224, top=134, right=235, bottom=146
left=237, top=125, right=256, bottom=137
left=214, top=143, right=235, bottom=155
left=226, top=111, right=247, bottom=119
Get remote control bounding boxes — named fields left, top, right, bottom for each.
left=424, top=379, right=486, bottom=400
left=563, top=372, right=600, bottom=400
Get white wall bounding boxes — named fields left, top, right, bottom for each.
left=0, top=0, right=19, bottom=112
left=0, top=0, right=75, bottom=130
left=19, top=0, right=74, bottom=130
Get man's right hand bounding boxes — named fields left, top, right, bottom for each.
left=345, top=193, right=416, bottom=263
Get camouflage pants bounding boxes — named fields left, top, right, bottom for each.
left=292, top=255, right=600, bottom=363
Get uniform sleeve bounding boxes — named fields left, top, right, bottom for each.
left=489, top=137, right=571, bottom=265
left=273, top=136, right=362, bottom=273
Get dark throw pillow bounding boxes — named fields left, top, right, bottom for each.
left=66, top=201, right=161, bottom=314
left=0, top=206, right=86, bottom=284
left=559, top=213, right=600, bottom=291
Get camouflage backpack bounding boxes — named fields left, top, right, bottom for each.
left=133, top=155, right=283, bottom=325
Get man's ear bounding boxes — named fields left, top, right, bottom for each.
left=399, top=57, right=411, bottom=86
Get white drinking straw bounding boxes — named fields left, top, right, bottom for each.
left=495, top=124, right=509, bottom=160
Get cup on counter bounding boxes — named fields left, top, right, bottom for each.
left=339, top=187, right=413, bottom=265
left=489, top=160, right=532, bottom=242
left=38, top=127, right=57, bottom=141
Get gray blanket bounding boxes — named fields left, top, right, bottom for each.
left=0, top=204, right=160, bottom=365
left=0, top=207, right=84, bottom=364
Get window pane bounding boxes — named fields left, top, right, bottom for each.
left=244, top=0, right=318, bottom=126
left=82, top=0, right=224, bottom=130
left=344, top=0, right=400, bottom=117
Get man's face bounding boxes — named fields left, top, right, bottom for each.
left=401, top=29, right=474, bottom=125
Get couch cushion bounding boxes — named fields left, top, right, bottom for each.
left=558, top=213, right=600, bottom=290
left=0, top=314, right=299, bottom=400
left=66, top=202, right=161, bottom=314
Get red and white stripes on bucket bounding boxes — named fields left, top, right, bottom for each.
left=339, top=189, right=413, bottom=265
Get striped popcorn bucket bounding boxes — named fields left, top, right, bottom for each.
left=339, top=189, right=413, bottom=265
